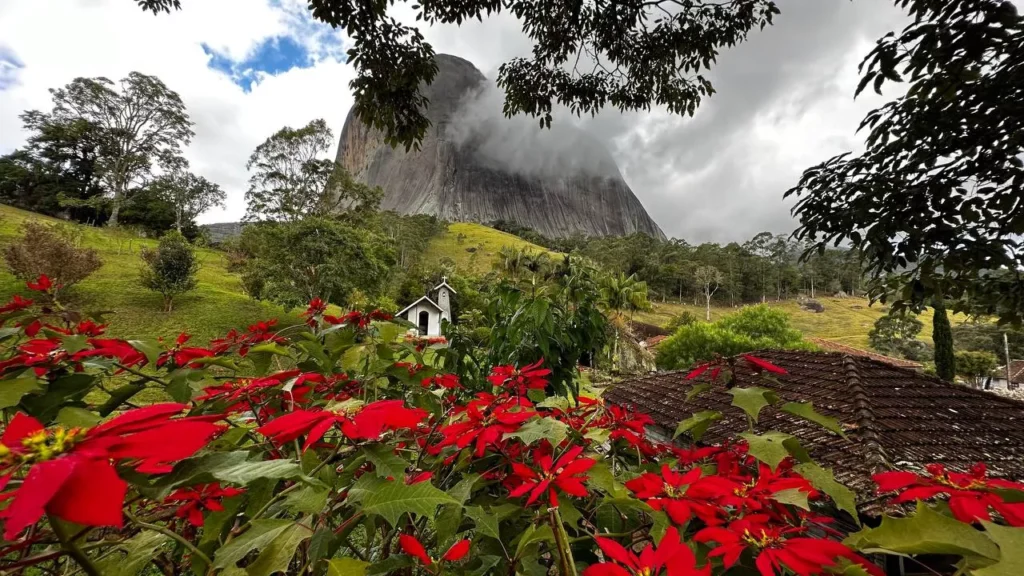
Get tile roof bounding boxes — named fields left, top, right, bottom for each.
left=603, top=350, right=1024, bottom=515
left=993, top=360, right=1024, bottom=384
left=807, top=338, right=923, bottom=369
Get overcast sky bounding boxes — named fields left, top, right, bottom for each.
left=0, top=0, right=939, bottom=242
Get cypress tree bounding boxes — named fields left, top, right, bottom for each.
left=933, top=298, right=956, bottom=381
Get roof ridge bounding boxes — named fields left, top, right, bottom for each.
left=843, top=354, right=888, bottom=473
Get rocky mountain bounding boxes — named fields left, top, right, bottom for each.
left=335, top=54, right=665, bottom=239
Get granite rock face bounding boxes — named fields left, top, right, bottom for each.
left=335, top=54, right=665, bottom=239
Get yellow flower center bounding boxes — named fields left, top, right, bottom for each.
left=16, top=427, right=87, bottom=463
left=742, top=529, right=780, bottom=549
left=663, top=483, right=682, bottom=498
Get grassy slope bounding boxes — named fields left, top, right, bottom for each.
left=637, top=298, right=966, bottom=349
left=0, top=204, right=297, bottom=345
left=422, top=222, right=560, bottom=275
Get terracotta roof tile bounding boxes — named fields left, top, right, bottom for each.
left=807, top=338, right=923, bottom=369
left=603, top=350, right=1024, bottom=516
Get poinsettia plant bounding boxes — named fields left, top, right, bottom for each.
left=0, top=275, right=1022, bottom=575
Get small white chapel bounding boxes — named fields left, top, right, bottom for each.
left=397, top=278, right=456, bottom=337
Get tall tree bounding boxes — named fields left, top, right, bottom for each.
left=22, top=73, right=193, bottom=227
left=933, top=298, right=956, bottom=381
left=787, top=0, right=1024, bottom=324
left=245, top=119, right=371, bottom=222
left=139, top=0, right=778, bottom=150
left=150, top=171, right=226, bottom=232
left=694, top=265, right=722, bottom=321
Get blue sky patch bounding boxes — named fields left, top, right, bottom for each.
left=203, top=36, right=314, bottom=92
left=0, top=46, right=25, bottom=91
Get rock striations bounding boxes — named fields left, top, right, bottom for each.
left=335, top=54, right=665, bottom=239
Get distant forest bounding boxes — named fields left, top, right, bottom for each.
left=489, top=220, right=864, bottom=305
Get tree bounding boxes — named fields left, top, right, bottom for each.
left=139, top=231, right=199, bottom=312
left=22, top=73, right=193, bottom=227
left=151, top=171, right=226, bottom=232
left=955, top=350, right=998, bottom=389
left=244, top=119, right=374, bottom=222
left=140, top=1, right=778, bottom=150
left=694, top=265, right=722, bottom=321
left=238, top=218, right=395, bottom=309
left=933, top=299, right=956, bottom=381
left=868, top=312, right=924, bottom=356
left=787, top=0, right=1024, bottom=324
left=3, top=222, right=102, bottom=301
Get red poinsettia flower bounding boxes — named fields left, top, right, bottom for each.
left=399, top=534, right=471, bottom=572
left=509, top=444, right=595, bottom=506
left=156, top=333, right=215, bottom=368
left=694, top=517, right=881, bottom=576
left=165, top=483, right=245, bottom=527
left=324, top=309, right=393, bottom=329
left=302, top=298, right=328, bottom=327
left=873, top=462, right=1024, bottom=526
left=0, top=295, right=33, bottom=314
left=487, top=360, right=551, bottom=395
left=625, top=465, right=722, bottom=526
left=0, top=404, right=223, bottom=539
left=421, top=374, right=461, bottom=390
left=584, top=526, right=709, bottom=576
left=72, top=339, right=147, bottom=368
left=257, top=400, right=427, bottom=450
left=742, top=354, right=787, bottom=375
left=26, top=275, right=52, bottom=293
left=435, top=393, right=536, bottom=457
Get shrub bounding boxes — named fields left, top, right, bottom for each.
left=955, top=350, right=999, bottom=388
left=2, top=221, right=101, bottom=300
left=665, top=311, right=699, bottom=332
left=868, top=312, right=924, bottom=354
left=139, top=231, right=199, bottom=312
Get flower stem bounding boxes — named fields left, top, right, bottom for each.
left=548, top=507, right=578, bottom=576
left=124, top=510, right=214, bottom=568
left=48, top=514, right=101, bottom=576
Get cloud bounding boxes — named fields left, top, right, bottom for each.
left=0, top=45, right=24, bottom=91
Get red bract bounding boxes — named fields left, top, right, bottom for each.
left=324, top=309, right=392, bottom=329
left=625, top=465, right=721, bottom=526
left=694, top=517, right=881, bottom=576
left=26, top=275, right=52, bottom=293
left=165, top=483, right=245, bottom=527
left=487, top=360, right=551, bottom=395
left=742, top=354, right=787, bottom=375
left=399, top=534, right=471, bottom=571
left=584, top=526, right=709, bottom=576
left=0, top=295, right=33, bottom=314
left=509, top=444, right=595, bottom=506
left=435, top=393, right=535, bottom=457
left=73, top=339, right=147, bottom=368
left=157, top=333, right=215, bottom=368
left=873, top=462, right=1024, bottom=526
left=302, top=298, right=328, bottom=327
left=0, top=404, right=223, bottom=539
left=258, top=400, right=427, bottom=450
left=422, top=374, right=461, bottom=389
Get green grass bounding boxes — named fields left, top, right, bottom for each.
left=638, top=297, right=968, bottom=349
left=0, top=203, right=299, bottom=346
left=422, top=222, right=560, bottom=275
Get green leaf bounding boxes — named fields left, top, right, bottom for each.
left=515, top=523, right=554, bottom=559
left=284, top=486, right=329, bottom=514
left=503, top=416, right=568, bottom=447
left=465, top=505, right=501, bottom=539
left=728, top=386, right=780, bottom=423
left=537, top=395, right=571, bottom=410
left=793, top=463, right=860, bottom=525
left=0, top=377, right=41, bottom=409
left=526, top=388, right=547, bottom=403
left=375, top=322, right=404, bottom=344
left=686, top=382, right=711, bottom=402
left=673, top=410, right=722, bottom=441
left=771, top=488, right=810, bottom=510
left=587, top=460, right=628, bottom=498
left=844, top=502, right=1000, bottom=561
left=189, top=356, right=242, bottom=371
left=213, top=520, right=293, bottom=570
left=95, top=530, right=170, bottom=576
left=740, top=431, right=796, bottom=471
left=249, top=342, right=292, bottom=357
left=61, top=334, right=88, bottom=354
left=56, top=406, right=101, bottom=427
left=782, top=436, right=812, bottom=463
left=357, top=477, right=461, bottom=526
left=307, top=529, right=339, bottom=570
left=435, top=504, right=463, bottom=544
left=974, top=522, right=1024, bottom=576
left=366, top=556, right=415, bottom=576
left=362, top=445, right=409, bottom=480
left=212, top=459, right=306, bottom=485
left=153, top=451, right=250, bottom=496
left=449, top=473, right=481, bottom=504
left=329, top=558, right=370, bottom=576
left=241, top=523, right=311, bottom=576
left=584, top=427, right=611, bottom=445
left=781, top=402, right=847, bottom=437
left=128, top=340, right=163, bottom=365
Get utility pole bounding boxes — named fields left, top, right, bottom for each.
left=1005, top=333, right=1016, bottom=390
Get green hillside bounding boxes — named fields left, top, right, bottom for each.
left=0, top=204, right=295, bottom=345
left=422, top=222, right=560, bottom=275
left=638, top=298, right=967, bottom=350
